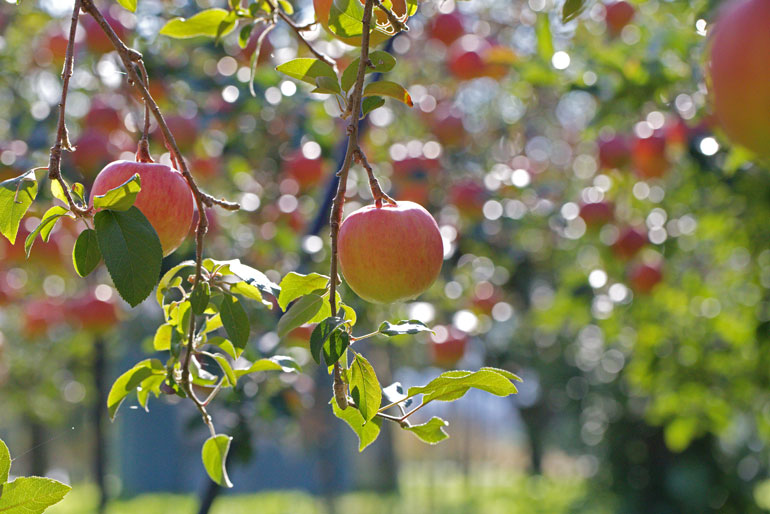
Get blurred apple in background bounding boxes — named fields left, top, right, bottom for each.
left=628, top=261, right=663, bottom=294
left=604, top=1, right=635, bottom=37
left=67, top=289, right=120, bottom=333
left=612, top=226, right=647, bottom=259
left=22, top=298, right=65, bottom=339
left=427, top=11, right=465, bottom=46
left=449, top=179, right=487, bottom=220
left=430, top=326, right=468, bottom=367
left=632, top=134, right=669, bottom=179
left=284, top=149, right=324, bottom=190
left=598, top=134, right=631, bottom=170
left=579, top=201, right=614, bottom=228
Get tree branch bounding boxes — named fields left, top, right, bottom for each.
left=374, top=0, right=408, bottom=33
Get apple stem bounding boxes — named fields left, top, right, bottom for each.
left=354, top=148, right=397, bottom=208
left=134, top=61, right=153, bottom=163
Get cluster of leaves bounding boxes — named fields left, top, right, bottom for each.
left=0, top=438, right=70, bottom=513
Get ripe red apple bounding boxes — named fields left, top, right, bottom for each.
left=579, top=201, right=614, bottom=228
left=84, top=102, right=122, bottom=134
left=707, top=0, right=770, bottom=156
left=2, top=223, right=64, bottom=266
left=612, top=226, right=647, bottom=259
left=447, top=35, right=489, bottom=81
left=155, top=115, right=197, bottom=153
left=598, top=134, right=631, bottom=169
left=67, top=290, right=119, bottom=333
left=427, top=105, right=465, bottom=147
left=628, top=262, right=663, bottom=293
left=22, top=298, right=65, bottom=339
left=81, top=12, right=127, bottom=54
left=449, top=179, right=487, bottom=219
left=427, top=12, right=465, bottom=46
left=285, top=150, right=324, bottom=190
left=338, top=201, right=443, bottom=304
left=430, top=326, right=468, bottom=367
left=90, top=160, right=194, bottom=256
left=632, top=134, right=669, bottom=178
left=604, top=1, right=635, bottom=37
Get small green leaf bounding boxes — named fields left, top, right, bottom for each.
left=406, top=368, right=519, bottom=405
left=331, top=397, right=382, bottom=451
left=350, top=354, right=381, bottom=422
left=233, top=355, right=300, bottom=379
left=71, top=182, right=86, bottom=204
left=0, top=438, right=10, bottom=484
left=562, top=0, right=588, bottom=23
left=116, top=0, right=137, bottom=12
left=93, top=173, right=141, bottom=211
left=0, top=476, right=71, bottom=513
left=152, top=323, right=173, bottom=351
left=276, top=58, right=337, bottom=87
left=363, top=81, right=412, bottom=107
left=107, top=359, right=165, bottom=420
left=191, top=282, right=211, bottom=315
left=0, top=169, right=38, bottom=244
left=480, top=366, right=523, bottom=382
left=213, top=354, right=238, bottom=387
left=277, top=293, right=324, bottom=337
left=404, top=417, right=449, bottom=444
left=378, top=319, right=433, bottom=336
left=361, top=96, right=385, bottom=117
left=24, top=205, right=69, bottom=257
left=278, top=0, right=294, bottom=15
left=95, top=207, right=162, bottom=307
left=313, top=75, right=342, bottom=95
left=72, top=229, right=102, bottom=277
left=206, top=259, right=281, bottom=299
left=278, top=272, right=329, bottom=311
left=201, top=434, right=233, bottom=488
left=208, top=336, right=239, bottom=360
left=230, top=281, right=268, bottom=306
left=50, top=178, right=69, bottom=205
left=536, top=14, right=554, bottom=62
left=340, top=51, right=396, bottom=92
left=322, top=330, right=350, bottom=366
left=238, top=23, right=254, bottom=49
left=156, top=260, right=196, bottom=307
left=218, top=295, right=250, bottom=350
left=160, top=9, right=237, bottom=39
left=309, top=317, right=347, bottom=364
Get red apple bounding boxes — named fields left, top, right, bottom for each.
left=604, top=1, right=635, bottom=37
left=449, top=179, right=487, bottom=219
left=67, top=290, right=120, bottom=333
left=70, top=129, right=116, bottom=178
left=90, top=160, right=194, bottom=256
left=427, top=105, right=465, bottom=147
left=628, top=262, right=663, bottom=293
left=663, top=117, right=691, bottom=148
left=84, top=102, right=122, bottom=133
left=22, top=298, right=65, bottom=339
left=448, top=36, right=489, bottom=81
left=155, top=115, right=197, bottom=153
left=2, top=223, right=64, bottom=266
left=707, top=0, right=770, bottom=156
left=612, top=226, right=647, bottom=259
left=427, top=12, right=464, bottom=46
left=632, top=134, right=669, bottom=178
left=579, top=201, right=614, bottom=227
left=285, top=150, right=324, bottom=190
left=598, top=134, right=631, bottom=169
left=430, top=326, right=468, bottom=367
left=338, top=201, right=443, bottom=303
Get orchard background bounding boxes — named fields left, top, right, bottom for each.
left=0, top=0, right=769, bottom=512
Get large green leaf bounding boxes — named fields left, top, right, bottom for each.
left=350, top=353, right=381, bottom=422
left=0, top=169, right=38, bottom=244
left=160, top=9, right=236, bottom=39
left=406, top=368, right=519, bottom=405
left=562, top=0, right=589, bottom=23
left=106, top=359, right=165, bottom=420
left=276, top=58, right=338, bottom=87
left=404, top=417, right=449, bottom=444
left=277, top=272, right=329, bottom=311
left=95, top=207, right=162, bottom=307
left=217, top=295, right=250, bottom=350
left=331, top=397, right=382, bottom=451
left=201, top=434, right=233, bottom=488
left=0, top=476, right=71, bottom=513
left=72, top=229, right=102, bottom=277
left=0, top=438, right=9, bottom=484
left=92, top=173, right=141, bottom=211
left=276, top=294, right=324, bottom=337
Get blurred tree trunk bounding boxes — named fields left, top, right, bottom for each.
left=371, top=345, right=398, bottom=493
left=197, top=480, right=221, bottom=514
left=27, top=419, right=47, bottom=477
left=93, top=337, right=108, bottom=513
left=519, top=404, right=546, bottom=474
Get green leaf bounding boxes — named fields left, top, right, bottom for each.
left=350, top=353, right=381, bottom=422
left=218, top=295, right=250, bottom=350
left=480, top=366, right=523, bottom=382
left=24, top=205, right=69, bottom=257
left=276, top=294, right=324, bottom=337
left=95, top=207, right=162, bottom=307
left=278, top=0, right=294, bottom=15
left=340, top=51, right=396, bottom=92
left=207, top=336, right=239, bottom=360
left=160, top=9, right=236, bottom=39
left=191, top=282, right=211, bottom=315
left=71, top=182, right=86, bottom=205
left=0, top=476, right=71, bottom=513
left=107, top=359, right=165, bottom=420
left=278, top=272, right=329, bottom=311
left=205, top=259, right=281, bottom=299
left=331, top=397, right=382, bottom=451
left=406, top=368, right=519, bottom=405
left=201, top=434, right=233, bottom=488
left=152, top=323, right=174, bottom=351
left=213, top=354, right=237, bottom=387
left=0, top=438, right=9, bottom=484
left=276, top=58, right=337, bottom=87
left=404, top=417, right=449, bottom=444
left=233, top=355, right=300, bottom=379
left=116, top=0, right=137, bottom=12
left=72, top=229, right=102, bottom=277
left=536, top=14, right=554, bottom=63
left=382, top=381, right=412, bottom=409
left=0, top=169, right=38, bottom=244
left=93, top=173, right=141, bottom=211
left=230, top=281, right=268, bottom=306
left=361, top=96, right=385, bottom=117
left=313, top=75, right=342, bottom=95
left=309, top=317, right=347, bottom=364
left=322, top=330, right=350, bottom=367
left=562, top=0, right=588, bottom=23
left=156, top=260, right=196, bottom=307
left=50, top=178, right=69, bottom=205
left=378, top=319, right=433, bottom=336
left=238, top=23, right=254, bottom=49
left=363, top=81, right=412, bottom=107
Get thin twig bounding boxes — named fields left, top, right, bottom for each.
left=135, top=61, right=152, bottom=163
left=354, top=148, right=396, bottom=208
left=268, top=0, right=335, bottom=68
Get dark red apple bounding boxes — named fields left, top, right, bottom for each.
left=632, top=134, right=669, bottom=179
left=427, top=12, right=465, bottom=46
left=70, top=129, right=117, bottom=178
left=612, top=226, right=647, bottom=259
left=598, top=134, right=631, bottom=169
left=604, top=1, right=635, bottom=37
left=81, top=12, right=127, bottom=54
left=628, top=262, right=663, bottom=293
left=579, top=201, right=614, bottom=227
left=449, top=179, right=487, bottom=219
left=430, top=326, right=468, bottom=367
left=285, top=150, right=324, bottom=190
left=84, top=102, right=122, bottom=133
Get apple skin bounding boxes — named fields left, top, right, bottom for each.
left=612, top=227, right=647, bottom=259
left=338, top=201, right=443, bottom=304
left=628, top=262, right=663, bottom=293
left=579, top=201, right=614, bottom=228
left=430, top=326, right=468, bottom=367
left=285, top=150, right=324, bottom=190
left=598, top=135, right=631, bottom=169
left=632, top=134, right=669, bottom=179
left=604, top=1, right=635, bottom=37
left=428, top=12, right=464, bottom=46
left=67, top=291, right=119, bottom=333
left=90, top=160, right=194, bottom=257
left=707, top=0, right=770, bottom=157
